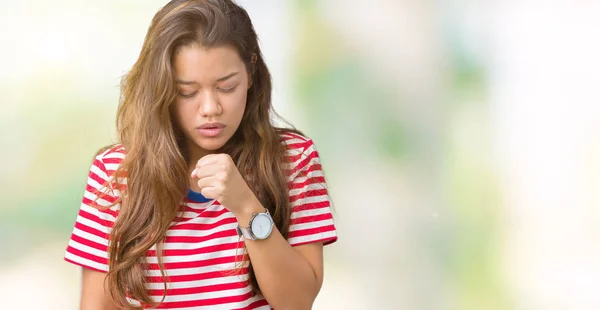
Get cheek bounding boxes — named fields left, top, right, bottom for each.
left=221, top=92, right=247, bottom=118
left=172, top=101, right=195, bottom=127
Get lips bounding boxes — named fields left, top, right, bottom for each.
left=198, top=122, right=225, bottom=130
left=196, top=122, right=226, bottom=137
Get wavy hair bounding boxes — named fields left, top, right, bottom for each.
left=104, top=0, right=298, bottom=308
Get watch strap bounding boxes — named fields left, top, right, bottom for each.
left=236, top=225, right=254, bottom=240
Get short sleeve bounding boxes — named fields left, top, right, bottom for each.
left=64, top=151, right=120, bottom=272
left=285, top=136, right=337, bottom=247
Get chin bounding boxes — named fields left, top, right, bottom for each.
left=194, top=137, right=228, bottom=151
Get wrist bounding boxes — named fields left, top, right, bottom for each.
left=234, top=196, right=265, bottom=226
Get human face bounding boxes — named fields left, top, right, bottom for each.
left=172, top=44, right=250, bottom=158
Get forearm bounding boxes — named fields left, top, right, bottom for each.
left=235, top=200, right=321, bottom=310
left=80, top=268, right=120, bottom=310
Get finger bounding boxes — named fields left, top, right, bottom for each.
left=192, top=155, right=224, bottom=178
left=199, top=186, right=218, bottom=200
left=196, top=175, right=218, bottom=190
left=192, top=162, right=224, bottom=179
left=196, top=154, right=223, bottom=169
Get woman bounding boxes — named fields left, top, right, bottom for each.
left=63, top=0, right=337, bottom=309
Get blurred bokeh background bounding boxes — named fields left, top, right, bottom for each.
left=1, top=0, right=600, bottom=309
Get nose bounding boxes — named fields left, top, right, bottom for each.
left=198, top=90, right=222, bottom=117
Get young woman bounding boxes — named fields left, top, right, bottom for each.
left=63, top=0, right=337, bottom=309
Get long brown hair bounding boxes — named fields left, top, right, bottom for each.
left=106, top=0, right=298, bottom=308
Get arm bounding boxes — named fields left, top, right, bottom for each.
left=64, top=149, right=124, bottom=310
left=80, top=268, right=120, bottom=310
left=193, top=138, right=337, bottom=309
left=236, top=200, right=324, bottom=310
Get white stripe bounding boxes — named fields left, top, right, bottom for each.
left=102, top=151, right=125, bottom=160
left=283, top=142, right=308, bottom=156
left=288, top=169, right=325, bottom=183
left=149, top=287, right=251, bottom=303
left=289, top=218, right=335, bottom=232
left=291, top=194, right=329, bottom=208
left=71, top=226, right=108, bottom=246
left=183, top=201, right=213, bottom=210
left=284, top=151, right=319, bottom=171
left=103, top=163, right=121, bottom=172
left=64, top=251, right=108, bottom=272
left=82, top=190, right=115, bottom=209
left=160, top=235, right=239, bottom=250
left=89, top=164, right=108, bottom=180
left=145, top=261, right=249, bottom=277
left=145, top=274, right=249, bottom=291
left=75, top=216, right=113, bottom=237
left=87, top=165, right=125, bottom=196
left=68, top=239, right=108, bottom=259
left=289, top=182, right=328, bottom=197
left=77, top=204, right=116, bottom=227
left=291, top=206, right=332, bottom=219
left=165, top=219, right=237, bottom=238
left=165, top=222, right=237, bottom=238
left=215, top=295, right=269, bottom=310
left=281, top=136, right=307, bottom=145
left=146, top=247, right=244, bottom=263
left=288, top=230, right=337, bottom=246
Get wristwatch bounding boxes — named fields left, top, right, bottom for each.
left=236, top=208, right=274, bottom=240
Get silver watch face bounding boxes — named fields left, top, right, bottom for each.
left=251, top=213, right=273, bottom=239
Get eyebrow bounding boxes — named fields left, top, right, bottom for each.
left=176, top=72, right=239, bottom=85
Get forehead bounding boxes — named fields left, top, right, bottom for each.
left=173, top=45, right=245, bottom=82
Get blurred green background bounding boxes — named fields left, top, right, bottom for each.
left=1, top=1, right=600, bottom=309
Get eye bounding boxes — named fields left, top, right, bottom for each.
left=217, top=86, right=237, bottom=93
left=178, top=91, right=198, bottom=98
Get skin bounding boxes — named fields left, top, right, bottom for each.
left=81, top=45, right=324, bottom=310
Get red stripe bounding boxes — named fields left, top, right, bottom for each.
left=194, top=208, right=229, bottom=218
left=147, top=254, right=249, bottom=271
left=288, top=175, right=325, bottom=189
left=70, top=233, right=108, bottom=252
left=74, top=221, right=109, bottom=241
left=175, top=208, right=229, bottom=221
left=289, top=189, right=328, bottom=203
left=288, top=225, right=336, bottom=238
left=64, top=257, right=107, bottom=273
left=232, top=299, right=270, bottom=310
left=103, top=157, right=124, bottom=164
left=66, top=245, right=108, bottom=265
left=285, top=147, right=317, bottom=165
left=146, top=266, right=249, bottom=283
left=280, top=135, right=295, bottom=141
left=147, top=281, right=247, bottom=296
left=77, top=208, right=115, bottom=229
left=89, top=160, right=107, bottom=181
left=154, top=292, right=253, bottom=308
left=282, top=132, right=309, bottom=142
left=285, top=141, right=311, bottom=152
left=164, top=229, right=236, bottom=243
left=290, top=212, right=333, bottom=225
left=169, top=217, right=237, bottom=231
left=82, top=189, right=118, bottom=205
left=147, top=240, right=243, bottom=256
left=291, top=200, right=331, bottom=212
left=289, top=151, right=319, bottom=175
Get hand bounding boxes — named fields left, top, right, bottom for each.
left=191, top=154, right=258, bottom=217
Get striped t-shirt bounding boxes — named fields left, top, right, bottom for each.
left=64, top=132, right=337, bottom=309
